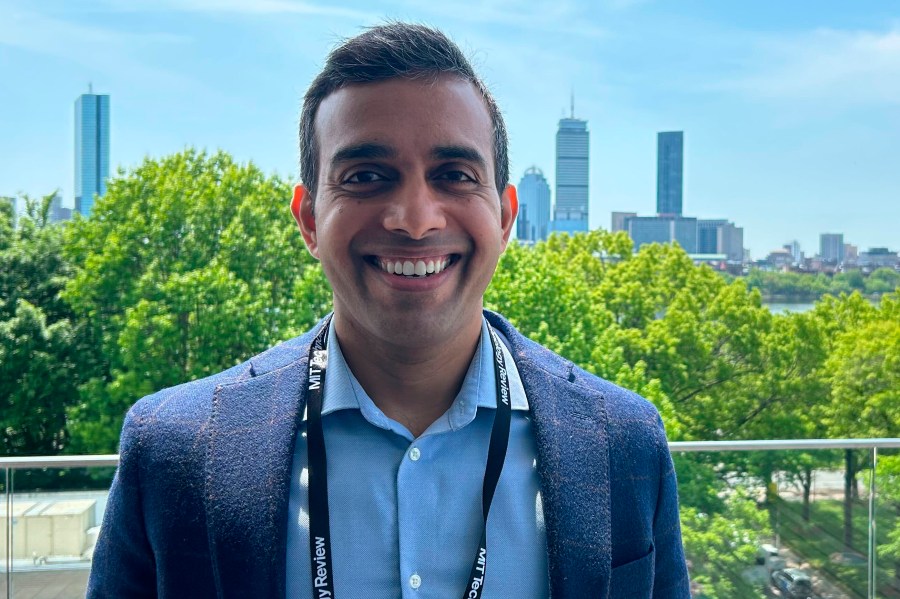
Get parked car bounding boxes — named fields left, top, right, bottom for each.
left=756, top=543, right=779, bottom=565
left=771, top=568, right=815, bottom=599
left=756, top=543, right=787, bottom=574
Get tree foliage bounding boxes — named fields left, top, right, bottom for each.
left=825, top=296, right=900, bottom=439
left=62, top=150, right=331, bottom=452
left=0, top=193, right=84, bottom=455
left=745, top=268, right=899, bottom=300
left=680, top=490, right=771, bottom=598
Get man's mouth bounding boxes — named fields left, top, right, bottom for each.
left=374, top=255, right=455, bottom=277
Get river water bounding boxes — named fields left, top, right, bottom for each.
left=764, top=302, right=817, bottom=314
left=764, top=297, right=883, bottom=314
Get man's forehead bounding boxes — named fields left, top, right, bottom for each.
left=317, top=74, right=484, bottom=112
left=314, top=76, right=494, bottom=160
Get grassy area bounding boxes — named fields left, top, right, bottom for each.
left=772, top=497, right=900, bottom=597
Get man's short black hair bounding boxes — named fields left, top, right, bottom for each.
left=299, top=22, right=510, bottom=202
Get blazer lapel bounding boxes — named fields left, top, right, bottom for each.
left=487, top=312, right=612, bottom=599
left=205, top=342, right=311, bottom=598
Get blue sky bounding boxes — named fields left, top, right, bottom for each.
left=1, top=0, right=898, bottom=257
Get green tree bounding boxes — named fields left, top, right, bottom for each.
left=825, top=296, right=900, bottom=551
left=591, top=243, right=776, bottom=442
left=827, top=306, right=900, bottom=440
left=680, top=490, right=771, bottom=598
left=810, top=293, right=883, bottom=549
left=0, top=193, right=86, bottom=456
left=865, top=268, right=900, bottom=295
left=0, top=300, right=78, bottom=454
left=63, top=150, right=331, bottom=453
left=0, top=197, right=14, bottom=249
left=833, top=269, right=866, bottom=293
left=875, top=455, right=900, bottom=586
left=1, top=192, right=71, bottom=322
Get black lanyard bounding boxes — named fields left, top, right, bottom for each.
left=305, top=316, right=512, bottom=599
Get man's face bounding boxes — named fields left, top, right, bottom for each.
left=293, top=76, right=517, bottom=348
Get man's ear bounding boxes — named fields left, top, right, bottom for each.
left=500, top=184, right=518, bottom=250
left=291, top=184, right=319, bottom=259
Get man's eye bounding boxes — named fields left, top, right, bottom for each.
left=344, top=171, right=387, bottom=184
left=437, top=170, right=475, bottom=183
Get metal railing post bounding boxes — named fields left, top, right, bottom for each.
left=867, top=446, right=877, bottom=599
left=5, top=467, right=11, bottom=599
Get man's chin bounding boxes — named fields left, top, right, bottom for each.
left=372, top=308, right=481, bottom=348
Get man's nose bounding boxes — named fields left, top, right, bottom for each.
left=382, top=180, right=447, bottom=239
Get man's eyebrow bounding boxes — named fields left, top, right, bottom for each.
left=330, top=143, right=396, bottom=167
left=432, top=145, right=488, bottom=169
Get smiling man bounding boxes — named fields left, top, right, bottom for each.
left=88, top=22, right=690, bottom=599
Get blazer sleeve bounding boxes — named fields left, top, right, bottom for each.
left=652, top=413, right=691, bottom=598
left=86, top=405, right=157, bottom=598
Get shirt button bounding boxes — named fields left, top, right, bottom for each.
left=409, top=447, right=421, bottom=461
left=409, top=573, right=422, bottom=589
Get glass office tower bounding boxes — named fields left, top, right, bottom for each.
left=820, top=233, right=845, bottom=263
left=75, top=92, right=110, bottom=217
left=656, top=131, right=683, bottom=216
left=517, top=167, right=552, bottom=242
left=553, top=115, right=589, bottom=234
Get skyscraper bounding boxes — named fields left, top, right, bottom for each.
left=552, top=99, right=589, bottom=234
left=75, top=88, right=110, bottom=217
left=820, top=233, right=845, bottom=263
left=656, top=131, right=683, bottom=216
left=48, top=192, right=72, bottom=224
left=517, top=167, right=552, bottom=243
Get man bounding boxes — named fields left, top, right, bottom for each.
left=88, top=23, right=689, bottom=598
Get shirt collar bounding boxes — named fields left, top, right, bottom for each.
left=308, top=318, right=529, bottom=436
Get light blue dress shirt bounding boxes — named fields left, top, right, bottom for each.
left=286, top=318, right=549, bottom=598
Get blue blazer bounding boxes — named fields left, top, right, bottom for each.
left=87, top=311, right=690, bottom=598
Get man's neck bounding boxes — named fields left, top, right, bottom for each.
left=333, top=314, right=483, bottom=438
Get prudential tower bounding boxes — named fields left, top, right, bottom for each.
left=552, top=96, right=589, bottom=234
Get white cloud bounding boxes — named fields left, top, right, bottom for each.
left=0, top=6, right=188, bottom=52
left=0, top=6, right=199, bottom=92
left=601, top=0, right=651, bottom=11
left=107, top=0, right=377, bottom=21
left=715, top=26, right=900, bottom=108
left=393, top=0, right=607, bottom=39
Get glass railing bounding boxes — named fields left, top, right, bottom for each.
left=1, top=455, right=117, bottom=599
left=2, top=440, right=899, bottom=599
left=670, top=439, right=900, bottom=599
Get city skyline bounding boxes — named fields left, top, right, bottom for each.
left=1, top=1, right=898, bottom=256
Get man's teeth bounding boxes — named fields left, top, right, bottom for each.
left=380, top=258, right=450, bottom=277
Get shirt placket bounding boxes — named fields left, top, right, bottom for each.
left=397, top=435, right=431, bottom=598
